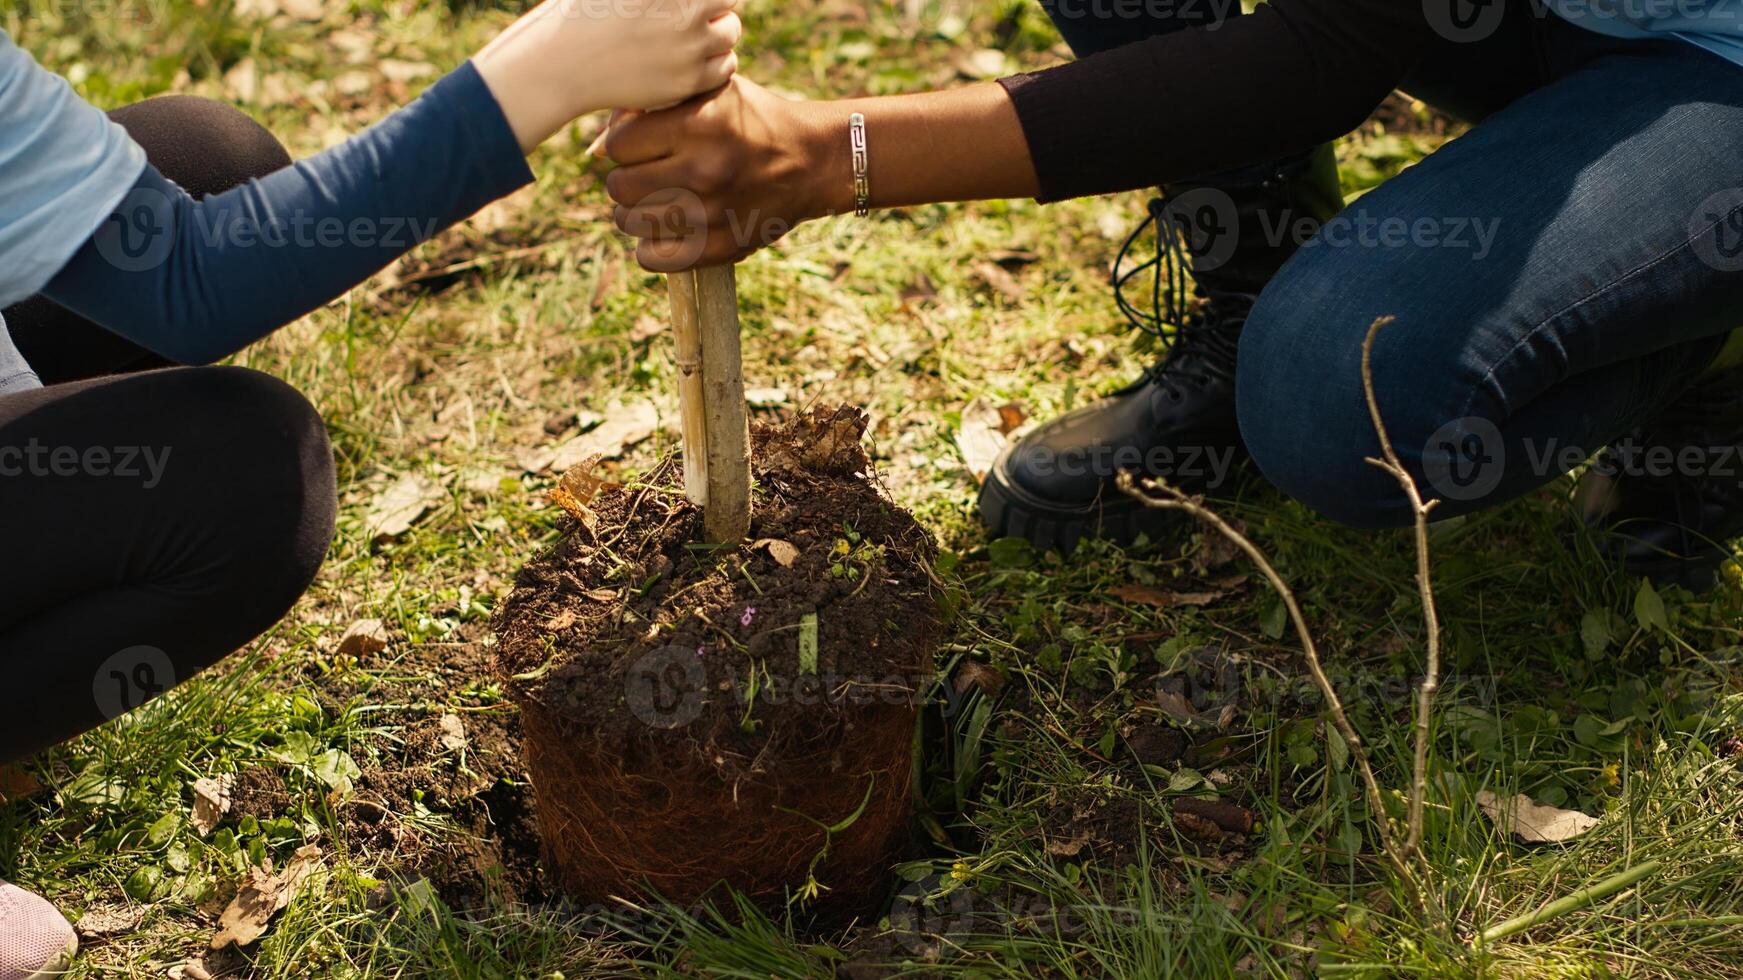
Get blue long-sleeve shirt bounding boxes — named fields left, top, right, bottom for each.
left=0, top=29, right=529, bottom=390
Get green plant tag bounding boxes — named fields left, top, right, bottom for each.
left=799, top=613, right=819, bottom=675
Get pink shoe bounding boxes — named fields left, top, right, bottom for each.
left=0, top=883, right=75, bottom=980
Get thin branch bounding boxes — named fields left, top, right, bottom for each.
left=1114, top=471, right=1422, bottom=902
left=1358, top=315, right=1441, bottom=861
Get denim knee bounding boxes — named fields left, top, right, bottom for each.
left=1235, top=264, right=1425, bottom=530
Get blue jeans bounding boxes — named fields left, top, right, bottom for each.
left=1042, top=1, right=1743, bottom=527
left=1241, top=23, right=1743, bottom=527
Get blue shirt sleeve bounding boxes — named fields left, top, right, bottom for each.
left=0, top=30, right=147, bottom=309
left=39, top=61, right=533, bottom=366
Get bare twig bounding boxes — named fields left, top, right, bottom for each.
left=1358, top=315, right=1441, bottom=862
left=1114, top=471, right=1421, bottom=902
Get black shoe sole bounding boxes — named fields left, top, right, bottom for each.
left=977, top=447, right=1185, bottom=554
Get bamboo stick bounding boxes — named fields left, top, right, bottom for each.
left=694, top=264, right=751, bottom=543
left=665, top=270, right=708, bottom=506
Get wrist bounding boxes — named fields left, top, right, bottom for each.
left=797, top=101, right=860, bottom=220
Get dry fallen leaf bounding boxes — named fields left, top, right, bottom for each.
left=531, top=399, right=660, bottom=473
left=336, top=619, right=388, bottom=658
left=378, top=59, right=434, bottom=84
left=0, top=764, right=42, bottom=804
left=547, top=455, right=617, bottom=531
left=745, top=387, right=790, bottom=408
left=191, top=775, right=234, bottom=837
left=1156, top=690, right=1198, bottom=724
left=437, top=714, right=467, bottom=753
left=952, top=661, right=1005, bottom=698
left=972, top=260, right=1024, bottom=302
left=752, top=538, right=802, bottom=567
left=1476, top=790, right=1600, bottom=843
left=955, top=397, right=1009, bottom=485
left=75, top=903, right=145, bottom=939
left=211, top=845, right=324, bottom=949
left=1044, top=832, right=1088, bottom=857
left=363, top=474, right=443, bottom=540
left=1192, top=522, right=1247, bottom=572
left=1109, top=584, right=1224, bottom=608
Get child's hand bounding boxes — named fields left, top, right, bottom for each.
left=475, top=0, right=742, bottom=154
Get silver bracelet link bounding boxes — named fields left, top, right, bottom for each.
left=849, top=112, right=869, bottom=217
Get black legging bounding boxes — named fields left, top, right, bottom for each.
left=0, top=97, right=336, bottom=763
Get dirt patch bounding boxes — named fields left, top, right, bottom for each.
left=303, top=632, right=547, bottom=910
left=494, top=406, right=942, bottom=921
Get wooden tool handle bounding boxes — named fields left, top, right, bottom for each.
left=665, top=270, right=708, bottom=506
left=694, top=265, right=751, bottom=543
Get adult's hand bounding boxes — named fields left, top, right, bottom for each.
left=602, top=77, right=851, bottom=271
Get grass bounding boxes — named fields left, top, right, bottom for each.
left=4, top=0, right=1743, bottom=976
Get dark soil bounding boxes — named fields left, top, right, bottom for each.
left=303, top=629, right=547, bottom=910
left=493, top=405, right=942, bottom=920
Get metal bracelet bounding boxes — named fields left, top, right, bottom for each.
left=849, top=112, right=869, bottom=217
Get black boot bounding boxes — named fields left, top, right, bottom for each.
left=1577, top=364, right=1743, bottom=591
left=979, top=146, right=1344, bottom=552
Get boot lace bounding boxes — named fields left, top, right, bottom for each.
left=1112, top=195, right=1251, bottom=394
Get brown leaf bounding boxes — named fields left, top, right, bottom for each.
left=543, top=609, right=577, bottom=632
left=1044, top=832, right=1088, bottom=857
left=336, top=619, right=388, bottom=658
left=0, top=764, right=42, bottom=804
left=995, top=401, right=1027, bottom=434
left=211, top=844, right=323, bottom=949
left=437, top=714, right=467, bottom=753
left=529, top=399, right=660, bottom=473
left=955, top=397, right=1009, bottom=485
left=952, top=661, right=1005, bottom=698
left=547, top=455, right=617, bottom=530
left=1157, top=690, right=1197, bottom=724
left=76, top=903, right=145, bottom=939
left=191, top=775, right=234, bottom=837
left=1475, top=790, right=1600, bottom=843
left=972, top=260, right=1024, bottom=302
left=1109, top=584, right=1224, bottom=608
left=1192, top=522, right=1247, bottom=573
left=363, top=474, right=443, bottom=540
left=752, top=538, right=802, bottom=567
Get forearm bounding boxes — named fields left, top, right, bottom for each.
left=42, top=63, right=531, bottom=364
left=999, top=0, right=1432, bottom=201
left=802, top=82, right=1040, bottom=216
